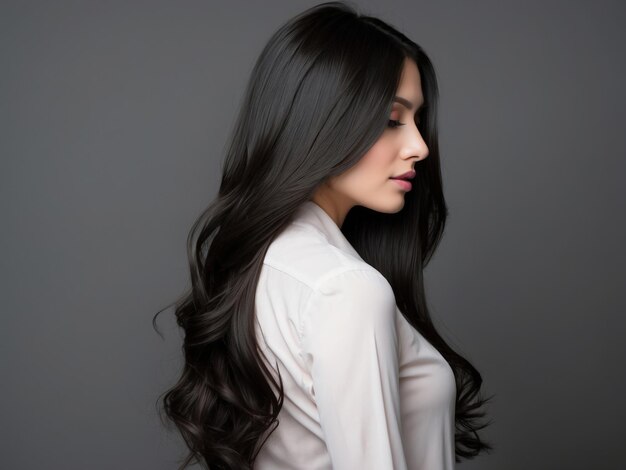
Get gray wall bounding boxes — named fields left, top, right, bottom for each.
left=2, top=1, right=624, bottom=469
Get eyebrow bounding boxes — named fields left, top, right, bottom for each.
left=393, top=96, right=425, bottom=111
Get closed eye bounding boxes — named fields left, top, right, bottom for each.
left=388, top=116, right=422, bottom=129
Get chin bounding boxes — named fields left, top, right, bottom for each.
left=368, top=198, right=406, bottom=214
left=392, top=198, right=406, bottom=212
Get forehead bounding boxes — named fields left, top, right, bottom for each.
left=395, top=58, right=423, bottom=103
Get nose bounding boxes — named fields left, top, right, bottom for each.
left=401, top=122, right=429, bottom=162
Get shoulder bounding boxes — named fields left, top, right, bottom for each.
left=300, top=267, right=398, bottom=360
left=263, top=222, right=376, bottom=289
left=310, top=267, right=397, bottom=322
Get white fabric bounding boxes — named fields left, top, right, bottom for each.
left=253, top=200, right=456, bottom=470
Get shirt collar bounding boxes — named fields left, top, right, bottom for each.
left=291, top=200, right=364, bottom=261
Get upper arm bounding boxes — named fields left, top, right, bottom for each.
left=300, top=268, right=407, bottom=470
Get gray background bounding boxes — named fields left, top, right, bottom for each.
left=2, top=1, right=624, bottom=469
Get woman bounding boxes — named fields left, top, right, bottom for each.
left=154, top=2, right=494, bottom=469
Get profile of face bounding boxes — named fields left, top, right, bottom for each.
left=312, top=57, right=429, bottom=227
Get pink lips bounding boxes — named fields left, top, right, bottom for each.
left=391, top=169, right=416, bottom=180
left=390, top=178, right=412, bottom=191
left=389, top=169, right=415, bottom=191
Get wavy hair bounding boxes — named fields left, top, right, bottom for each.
left=153, top=2, right=494, bottom=468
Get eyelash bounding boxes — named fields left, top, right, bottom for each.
left=387, top=118, right=422, bottom=129
left=388, top=105, right=427, bottom=129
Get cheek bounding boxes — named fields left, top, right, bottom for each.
left=340, top=150, right=394, bottom=191
left=357, top=137, right=396, bottom=174
left=330, top=136, right=397, bottom=195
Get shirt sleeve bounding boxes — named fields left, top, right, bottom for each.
left=300, top=268, right=408, bottom=470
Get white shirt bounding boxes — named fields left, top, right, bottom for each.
left=253, top=200, right=456, bottom=470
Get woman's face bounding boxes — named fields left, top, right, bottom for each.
left=312, top=57, right=429, bottom=227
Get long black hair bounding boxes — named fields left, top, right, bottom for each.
left=153, top=2, right=494, bottom=468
